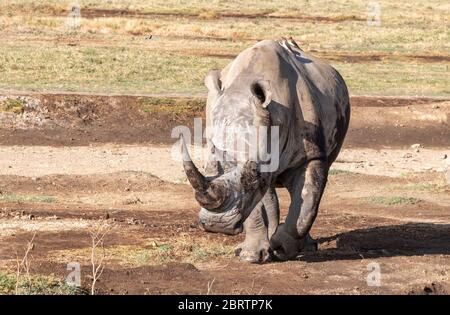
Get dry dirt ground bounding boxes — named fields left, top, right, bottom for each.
left=0, top=93, right=449, bottom=294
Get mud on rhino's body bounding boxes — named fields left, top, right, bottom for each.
left=182, top=39, right=350, bottom=262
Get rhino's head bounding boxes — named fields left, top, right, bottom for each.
left=181, top=70, right=274, bottom=235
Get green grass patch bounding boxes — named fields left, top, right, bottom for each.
left=0, top=271, right=80, bottom=295
left=0, top=194, right=57, bottom=203
left=329, top=169, right=352, bottom=175
left=0, top=44, right=227, bottom=94
left=0, top=98, right=25, bottom=114
left=139, top=97, right=205, bottom=118
left=365, top=196, right=422, bottom=206
left=405, top=183, right=439, bottom=191
left=399, top=172, right=415, bottom=178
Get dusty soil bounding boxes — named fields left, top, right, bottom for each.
left=0, top=93, right=449, bottom=295
left=0, top=94, right=449, bottom=148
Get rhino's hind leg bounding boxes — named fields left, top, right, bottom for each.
left=235, top=188, right=280, bottom=263
left=270, top=159, right=327, bottom=261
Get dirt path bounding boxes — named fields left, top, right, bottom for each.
left=0, top=145, right=448, bottom=181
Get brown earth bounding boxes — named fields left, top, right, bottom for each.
left=2, top=4, right=365, bottom=23
left=0, top=94, right=449, bottom=148
left=193, top=50, right=450, bottom=63
left=0, top=171, right=449, bottom=294
left=0, top=93, right=449, bottom=294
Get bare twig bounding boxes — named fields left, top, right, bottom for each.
left=15, top=231, right=36, bottom=295
left=206, top=278, right=215, bottom=295
left=15, top=254, right=20, bottom=295
left=89, top=221, right=111, bottom=295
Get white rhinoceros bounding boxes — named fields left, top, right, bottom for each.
left=181, top=39, right=350, bottom=263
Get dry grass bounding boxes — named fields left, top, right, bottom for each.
left=0, top=0, right=448, bottom=96
left=89, top=221, right=112, bottom=295
left=0, top=231, right=80, bottom=295
left=48, top=233, right=235, bottom=267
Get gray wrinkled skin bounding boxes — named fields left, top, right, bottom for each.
left=188, top=39, right=350, bottom=263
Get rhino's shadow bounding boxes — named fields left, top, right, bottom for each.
left=299, top=223, right=450, bottom=262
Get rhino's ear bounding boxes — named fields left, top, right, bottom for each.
left=204, top=70, right=222, bottom=93
left=251, top=80, right=272, bottom=108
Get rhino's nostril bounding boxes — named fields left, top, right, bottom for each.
left=259, top=250, right=265, bottom=262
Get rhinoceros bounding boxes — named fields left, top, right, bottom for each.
left=181, top=39, right=350, bottom=263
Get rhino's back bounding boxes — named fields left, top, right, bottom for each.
left=221, top=39, right=350, bottom=160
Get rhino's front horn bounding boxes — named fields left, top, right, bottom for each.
left=180, top=135, right=232, bottom=212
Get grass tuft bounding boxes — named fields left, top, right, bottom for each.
left=406, top=183, right=439, bottom=191
left=0, top=98, right=25, bottom=114
left=139, top=97, right=205, bottom=118
left=329, top=169, right=352, bottom=175
left=49, top=234, right=235, bottom=266
left=0, top=194, right=57, bottom=203
left=198, top=9, right=219, bottom=20
left=0, top=271, right=80, bottom=295
left=365, top=196, right=422, bottom=205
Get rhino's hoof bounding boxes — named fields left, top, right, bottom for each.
left=235, top=243, right=271, bottom=264
left=270, top=224, right=315, bottom=261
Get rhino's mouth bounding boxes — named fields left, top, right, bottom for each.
left=198, top=206, right=243, bottom=235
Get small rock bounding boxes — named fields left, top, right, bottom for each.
left=402, top=153, right=413, bottom=158
left=126, top=217, right=142, bottom=225
left=28, top=214, right=35, bottom=220
left=123, top=197, right=143, bottom=205
left=442, top=154, right=448, bottom=160
left=411, top=143, right=423, bottom=149
left=422, top=166, right=432, bottom=171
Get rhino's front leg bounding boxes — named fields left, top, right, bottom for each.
left=235, top=188, right=279, bottom=263
left=270, top=159, right=327, bottom=261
